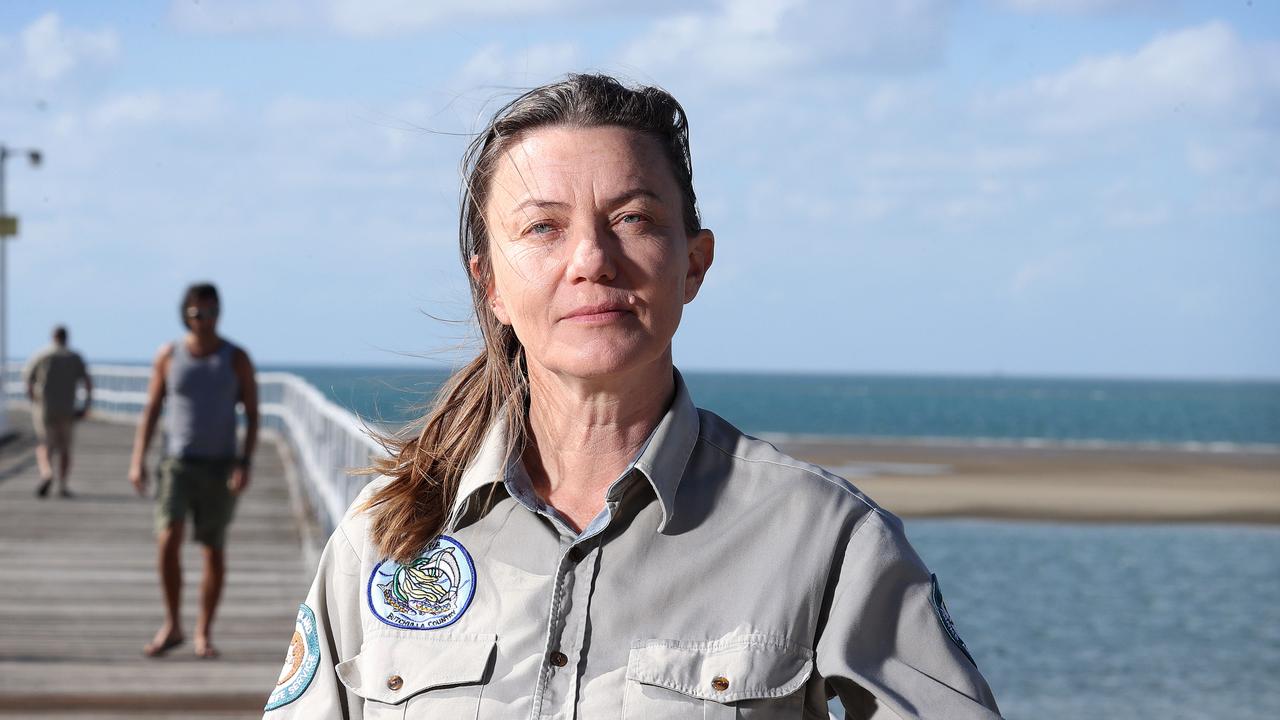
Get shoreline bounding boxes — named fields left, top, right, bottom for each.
left=757, top=431, right=1280, bottom=456
left=777, top=437, right=1280, bottom=525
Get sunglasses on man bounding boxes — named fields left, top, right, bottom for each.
left=186, top=306, right=220, bottom=321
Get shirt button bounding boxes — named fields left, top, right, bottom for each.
left=386, top=675, right=404, bottom=691
left=711, top=676, right=730, bottom=692
left=549, top=651, right=569, bottom=667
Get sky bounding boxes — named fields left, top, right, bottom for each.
left=0, top=0, right=1276, bottom=378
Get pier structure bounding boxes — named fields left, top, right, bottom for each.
left=0, top=367, right=378, bottom=719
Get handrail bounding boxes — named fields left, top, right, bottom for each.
left=3, top=363, right=383, bottom=536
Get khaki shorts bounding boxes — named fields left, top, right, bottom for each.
left=155, top=457, right=238, bottom=549
left=31, top=408, right=74, bottom=455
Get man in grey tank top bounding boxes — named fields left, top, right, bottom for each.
left=128, top=283, right=259, bottom=660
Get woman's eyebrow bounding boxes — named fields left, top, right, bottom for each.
left=605, top=189, right=661, bottom=206
left=509, top=198, right=569, bottom=214
left=509, top=189, right=661, bottom=215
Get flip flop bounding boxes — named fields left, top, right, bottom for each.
left=143, top=635, right=185, bottom=658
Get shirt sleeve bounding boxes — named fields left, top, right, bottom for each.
left=816, top=509, right=1001, bottom=720
left=263, top=525, right=365, bottom=719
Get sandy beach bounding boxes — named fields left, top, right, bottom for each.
left=776, top=437, right=1280, bottom=524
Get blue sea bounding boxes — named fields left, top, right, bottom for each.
left=274, top=365, right=1280, bottom=719
left=896, top=520, right=1280, bottom=720
left=275, top=365, right=1280, bottom=449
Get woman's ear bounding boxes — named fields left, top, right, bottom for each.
left=469, top=255, right=511, bottom=325
left=683, top=229, right=715, bottom=304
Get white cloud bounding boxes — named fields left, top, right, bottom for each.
left=88, top=90, right=226, bottom=130
left=326, top=0, right=593, bottom=37
left=168, top=0, right=697, bottom=37
left=619, top=0, right=948, bottom=83
left=1184, top=130, right=1279, bottom=178
left=168, top=0, right=312, bottom=33
left=981, top=21, right=1280, bottom=133
left=1012, top=249, right=1077, bottom=296
left=455, top=42, right=580, bottom=89
left=1097, top=180, right=1172, bottom=229
left=999, top=0, right=1157, bottom=13
left=19, top=12, right=119, bottom=82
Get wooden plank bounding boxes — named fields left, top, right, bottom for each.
left=0, top=410, right=315, bottom=717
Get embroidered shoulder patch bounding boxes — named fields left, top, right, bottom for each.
left=265, top=603, right=321, bottom=711
left=368, top=534, right=477, bottom=630
left=930, top=573, right=977, bottom=667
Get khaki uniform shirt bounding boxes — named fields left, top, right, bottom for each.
left=23, top=345, right=87, bottom=420
left=264, top=374, right=1001, bottom=719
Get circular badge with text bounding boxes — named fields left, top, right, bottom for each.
left=265, top=603, right=321, bottom=710
left=367, top=535, right=477, bottom=630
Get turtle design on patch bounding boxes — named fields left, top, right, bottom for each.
left=367, top=535, right=477, bottom=630
left=383, top=545, right=463, bottom=614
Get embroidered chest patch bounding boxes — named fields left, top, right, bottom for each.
left=265, top=604, right=321, bottom=710
left=368, top=535, right=477, bottom=630
left=930, top=573, right=977, bottom=667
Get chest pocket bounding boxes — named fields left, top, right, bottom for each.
left=622, top=634, right=813, bottom=719
left=336, top=633, right=495, bottom=720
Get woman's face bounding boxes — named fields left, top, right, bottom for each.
left=478, top=125, right=713, bottom=383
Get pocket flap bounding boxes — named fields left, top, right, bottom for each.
left=336, top=633, right=496, bottom=705
left=626, top=634, right=813, bottom=703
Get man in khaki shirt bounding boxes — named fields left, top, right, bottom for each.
left=263, top=374, right=1000, bottom=720
left=23, top=325, right=91, bottom=498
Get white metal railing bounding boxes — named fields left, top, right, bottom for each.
left=4, top=363, right=382, bottom=536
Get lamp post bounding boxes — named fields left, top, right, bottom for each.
left=0, top=144, right=43, bottom=428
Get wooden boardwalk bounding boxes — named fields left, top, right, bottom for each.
left=0, top=410, right=315, bottom=719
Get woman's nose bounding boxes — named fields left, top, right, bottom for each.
left=565, top=222, right=618, bottom=283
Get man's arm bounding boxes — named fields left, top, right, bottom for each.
left=129, top=344, right=171, bottom=496
left=230, top=346, right=258, bottom=495
left=24, top=356, right=38, bottom=402
left=78, top=356, right=92, bottom=418
left=82, top=375, right=93, bottom=414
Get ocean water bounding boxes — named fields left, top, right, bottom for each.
left=273, top=365, right=1280, bottom=718
left=884, top=520, right=1280, bottom=719
left=276, top=365, right=1280, bottom=449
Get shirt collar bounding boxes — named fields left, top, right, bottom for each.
left=631, top=370, right=701, bottom=532
left=447, top=369, right=701, bottom=533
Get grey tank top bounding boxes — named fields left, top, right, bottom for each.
left=164, top=339, right=240, bottom=459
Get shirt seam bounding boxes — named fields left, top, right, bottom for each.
left=697, top=434, right=880, bottom=515
left=816, top=509, right=882, bottom=644
left=698, top=432, right=882, bottom=655
left=335, top=522, right=363, bottom=568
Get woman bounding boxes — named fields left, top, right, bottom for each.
left=263, top=74, right=1001, bottom=720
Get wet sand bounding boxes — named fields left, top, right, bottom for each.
left=775, top=437, right=1280, bottom=524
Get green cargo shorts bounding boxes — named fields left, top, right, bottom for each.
left=155, top=457, right=238, bottom=548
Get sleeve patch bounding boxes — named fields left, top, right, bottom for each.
left=930, top=573, right=977, bottom=667
left=265, top=603, right=322, bottom=711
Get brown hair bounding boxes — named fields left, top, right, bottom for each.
left=179, top=282, right=220, bottom=329
left=363, top=73, right=701, bottom=563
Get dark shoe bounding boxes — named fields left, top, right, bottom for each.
left=58, top=488, right=74, bottom=499
left=35, top=478, right=52, bottom=498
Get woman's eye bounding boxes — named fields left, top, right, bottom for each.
left=618, top=213, right=646, bottom=225
left=527, top=222, right=556, bottom=236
